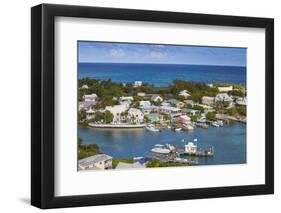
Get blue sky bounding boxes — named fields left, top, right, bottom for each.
left=78, top=41, right=246, bottom=66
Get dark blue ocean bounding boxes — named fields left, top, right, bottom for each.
left=79, top=63, right=246, bottom=86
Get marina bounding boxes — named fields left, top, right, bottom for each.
left=79, top=122, right=246, bottom=166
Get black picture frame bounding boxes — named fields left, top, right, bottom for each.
left=31, top=3, right=274, bottom=209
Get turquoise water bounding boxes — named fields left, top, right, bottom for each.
left=79, top=63, right=246, bottom=86
left=79, top=122, right=246, bottom=165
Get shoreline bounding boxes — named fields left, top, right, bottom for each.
left=88, top=123, right=146, bottom=128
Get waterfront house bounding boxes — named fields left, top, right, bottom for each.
left=201, top=96, right=215, bottom=106
left=78, top=154, right=112, bottom=171
left=151, top=94, right=163, bottom=103
left=134, top=81, right=143, bottom=87
left=120, top=96, right=134, bottom=102
left=105, top=104, right=128, bottom=123
left=85, top=107, right=95, bottom=120
left=79, top=84, right=89, bottom=89
left=141, top=105, right=157, bottom=115
left=217, top=86, right=233, bottom=92
left=215, top=93, right=233, bottom=103
left=139, top=100, right=151, bottom=108
left=128, top=108, right=144, bottom=124
left=159, top=106, right=182, bottom=117
left=83, top=93, right=98, bottom=102
left=178, top=90, right=191, bottom=98
left=179, top=115, right=191, bottom=124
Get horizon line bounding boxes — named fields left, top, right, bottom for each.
left=78, top=61, right=246, bottom=67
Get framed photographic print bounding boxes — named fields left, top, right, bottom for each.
left=31, top=4, right=274, bottom=209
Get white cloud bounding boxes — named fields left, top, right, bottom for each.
left=109, top=49, right=125, bottom=57
left=150, top=51, right=166, bottom=58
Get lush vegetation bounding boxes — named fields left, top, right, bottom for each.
left=226, top=106, right=246, bottom=117
left=112, top=158, right=134, bottom=168
left=78, top=137, right=101, bottom=160
left=145, top=159, right=190, bottom=168
left=89, top=110, right=114, bottom=123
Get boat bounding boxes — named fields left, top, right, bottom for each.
left=211, top=121, right=220, bottom=127
left=165, top=144, right=175, bottom=151
left=145, top=124, right=160, bottom=132
left=217, top=120, right=224, bottom=126
left=133, top=156, right=143, bottom=161
left=175, top=128, right=182, bottom=132
left=151, top=144, right=171, bottom=154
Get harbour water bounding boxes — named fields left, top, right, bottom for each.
left=79, top=63, right=246, bottom=86
left=79, top=122, right=246, bottom=165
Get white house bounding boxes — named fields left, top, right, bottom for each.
left=159, top=106, right=182, bottom=117
left=134, top=81, right=143, bottom=87
left=78, top=101, right=95, bottom=111
left=83, top=93, right=98, bottom=102
left=78, top=154, right=112, bottom=171
left=217, top=86, right=233, bottom=92
left=201, top=96, right=215, bottom=106
left=179, top=90, right=191, bottom=98
left=151, top=94, right=163, bottom=102
left=80, top=84, right=89, bottom=89
left=139, top=100, right=151, bottom=108
left=137, top=92, right=146, bottom=97
left=105, top=105, right=128, bottom=123
left=236, top=97, right=247, bottom=106
left=120, top=96, right=134, bottom=102
left=128, top=108, right=144, bottom=124
left=85, top=107, right=95, bottom=120
left=215, top=93, right=233, bottom=103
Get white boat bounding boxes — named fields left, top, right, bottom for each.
left=211, top=121, right=220, bottom=127
left=151, top=147, right=171, bottom=154
left=165, top=144, right=175, bottom=151
left=217, top=120, right=224, bottom=126
left=145, top=124, right=160, bottom=132
left=133, top=156, right=143, bottom=161
left=175, top=128, right=182, bottom=132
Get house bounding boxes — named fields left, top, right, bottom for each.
left=181, top=108, right=199, bottom=116
left=105, top=105, right=128, bottom=123
left=120, top=96, right=134, bottom=102
left=83, top=93, right=98, bottom=102
left=178, top=90, right=191, bottom=98
left=85, top=107, right=95, bottom=120
left=236, top=97, right=247, bottom=106
left=137, top=92, right=146, bottom=97
left=184, top=99, right=194, bottom=106
left=201, top=96, right=215, bottom=106
left=78, top=101, right=95, bottom=111
left=168, top=99, right=185, bottom=108
left=217, top=86, right=233, bottom=92
left=215, top=93, right=233, bottom=103
left=120, top=96, right=134, bottom=107
left=179, top=115, right=191, bottom=124
left=141, top=105, right=157, bottom=115
left=127, top=108, right=144, bottom=124
left=161, top=102, right=171, bottom=107
left=151, top=94, right=163, bottom=102
left=139, top=100, right=151, bottom=108
left=115, top=161, right=145, bottom=170
left=79, top=84, right=89, bottom=89
left=159, top=106, right=182, bottom=117
left=134, top=81, right=143, bottom=87
left=78, top=154, right=112, bottom=171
